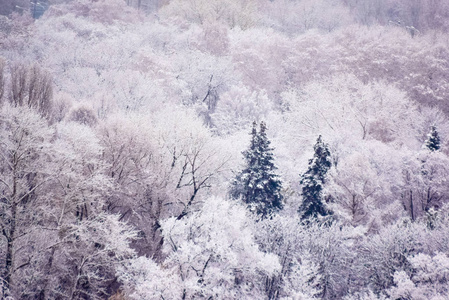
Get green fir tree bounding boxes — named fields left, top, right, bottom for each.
left=298, top=135, right=332, bottom=221
left=425, top=125, right=441, bottom=152
left=230, top=121, right=283, bottom=218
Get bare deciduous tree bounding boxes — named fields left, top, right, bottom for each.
left=9, top=63, right=53, bottom=118
left=0, top=105, right=54, bottom=297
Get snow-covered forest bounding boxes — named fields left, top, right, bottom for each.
left=1, top=0, right=449, bottom=299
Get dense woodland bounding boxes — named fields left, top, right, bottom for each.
left=1, top=0, right=449, bottom=299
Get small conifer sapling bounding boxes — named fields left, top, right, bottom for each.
left=425, top=125, right=441, bottom=152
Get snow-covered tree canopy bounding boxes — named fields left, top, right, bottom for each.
left=1, top=0, right=449, bottom=299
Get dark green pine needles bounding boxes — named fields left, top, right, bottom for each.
left=425, top=125, right=441, bottom=152
left=298, top=135, right=332, bottom=221
left=231, top=121, right=283, bottom=219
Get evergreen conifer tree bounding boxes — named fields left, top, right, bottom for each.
left=230, top=121, right=283, bottom=218
left=425, top=125, right=441, bottom=152
left=298, top=135, right=332, bottom=221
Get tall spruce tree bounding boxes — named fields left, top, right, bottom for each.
left=425, top=125, right=441, bottom=152
left=230, top=121, right=283, bottom=218
left=298, top=135, right=332, bottom=221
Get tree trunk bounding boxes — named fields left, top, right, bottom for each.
left=39, top=246, right=57, bottom=299
left=410, top=190, right=415, bottom=221
left=4, top=167, right=18, bottom=296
